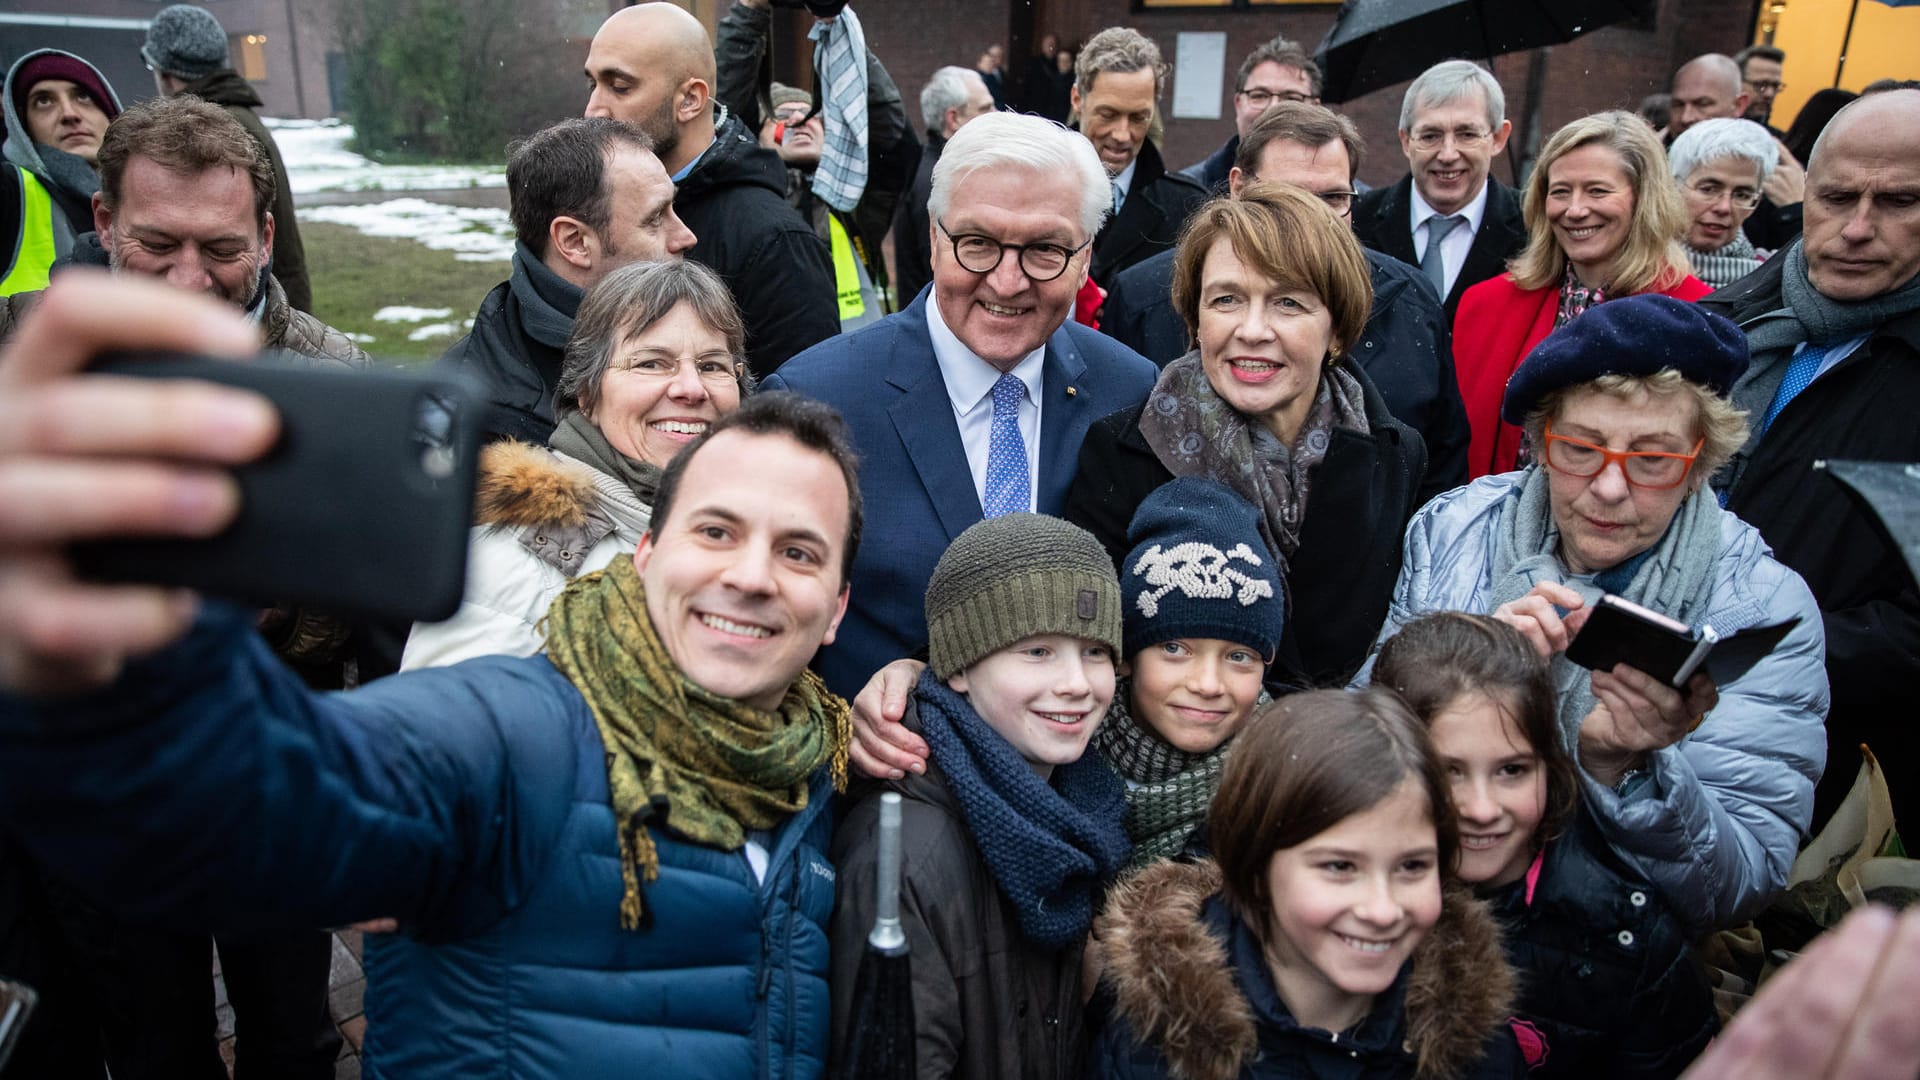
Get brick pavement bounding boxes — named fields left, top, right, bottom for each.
left=210, top=929, right=365, bottom=1080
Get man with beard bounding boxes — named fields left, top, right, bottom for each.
left=0, top=95, right=363, bottom=1080
left=586, top=2, right=838, bottom=377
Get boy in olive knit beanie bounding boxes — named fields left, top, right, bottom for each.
left=828, top=512, right=1130, bottom=1078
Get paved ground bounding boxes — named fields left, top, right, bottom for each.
left=212, top=929, right=366, bottom=1080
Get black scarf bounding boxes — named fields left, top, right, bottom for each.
left=508, top=242, right=584, bottom=350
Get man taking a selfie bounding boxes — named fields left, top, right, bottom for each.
left=0, top=270, right=860, bottom=1077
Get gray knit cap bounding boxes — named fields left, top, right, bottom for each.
left=925, top=513, right=1123, bottom=680
left=142, top=5, right=231, bottom=80
left=769, top=82, right=813, bottom=111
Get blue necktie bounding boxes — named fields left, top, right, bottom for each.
left=1420, top=214, right=1463, bottom=295
left=982, top=373, right=1030, bottom=517
left=1760, top=341, right=1836, bottom=434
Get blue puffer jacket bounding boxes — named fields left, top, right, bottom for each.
left=1366, top=472, right=1829, bottom=933
left=0, top=606, right=837, bottom=1080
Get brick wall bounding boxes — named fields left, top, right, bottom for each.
left=852, top=0, right=1759, bottom=189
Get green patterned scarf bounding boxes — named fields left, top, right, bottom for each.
left=543, top=556, right=851, bottom=929
left=1093, top=679, right=1231, bottom=869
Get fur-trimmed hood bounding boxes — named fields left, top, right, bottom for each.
left=1095, top=860, right=1514, bottom=1080
left=474, top=439, right=606, bottom=529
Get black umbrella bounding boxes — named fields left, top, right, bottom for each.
left=835, top=792, right=914, bottom=1080
left=1816, top=460, right=1920, bottom=588
left=1313, top=0, right=1657, bottom=104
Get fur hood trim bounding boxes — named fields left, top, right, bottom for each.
left=473, top=440, right=602, bottom=529
left=1096, top=860, right=1513, bottom=1080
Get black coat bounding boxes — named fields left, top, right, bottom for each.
left=891, top=132, right=941, bottom=311
left=1703, top=256, right=1920, bottom=829
left=675, top=111, right=840, bottom=378
left=1742, top=196, right=1803, bottom=251
left=1485, top=813, right=1718, bottom=1080
left=437, top=278, right=565, bottom=446
left=1176, top=135, right=1237, bottom=197
left=1354, top=176, right=1527, bottom=323
left=1101, top=246, right=1468, bottom=499
left=1064, top=364, right=1427, bottom=689
left=1090, top=140, right=1208, bottom=287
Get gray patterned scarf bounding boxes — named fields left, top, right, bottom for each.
left=1137, top=350, right=1369, bottom=569
left=1685, top=233, right=1763, bottom=290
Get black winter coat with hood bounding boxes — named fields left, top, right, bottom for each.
left=674, top=108, right=840, bottom=378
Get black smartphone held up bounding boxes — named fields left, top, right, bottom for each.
left=71, top=351, right=482, bottom=623
left=1566, top=594, right=1802, bottom=690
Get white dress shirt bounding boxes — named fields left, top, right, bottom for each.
left=926, top=297, right=1045, bottom=511
left=1409, top=180, right=1491, bottom=300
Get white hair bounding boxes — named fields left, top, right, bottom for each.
left=1399, top=59, right=1504, bottom=133
left=1668, top=117, right=1778, bottom=184
left=920, top=66, right=976, bottom=135
left=929, top=111, right=1110, bottom=241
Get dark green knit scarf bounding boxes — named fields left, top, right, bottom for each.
left=1093, top=678, right=1230, bottom=870
left=543, top=556, right=851, bottom=929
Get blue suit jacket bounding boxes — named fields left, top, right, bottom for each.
left=763, top=290, right=1157, bottom=698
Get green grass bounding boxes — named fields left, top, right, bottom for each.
left=304, top=221, right=509, bottom=362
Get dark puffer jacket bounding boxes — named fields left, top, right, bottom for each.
left=1087, top=860, right=1526, bottom=1080
left=676, top=109, right=840, bottom=377
left=1484, top=812, right=1717, bottom=1079
left=437, top=274, right=567, bottom=445
left=0, top=605, right=839, bottom=1080
left=178, top=69, right=311, bottom=314
left=830, top=704, right=1094, bottom=1080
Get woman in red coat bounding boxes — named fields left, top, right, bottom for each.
left=1454, top=111, right=1709, bottom=477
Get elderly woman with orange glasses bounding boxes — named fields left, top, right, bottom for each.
left=1365, top=294, right=1827, bottom=937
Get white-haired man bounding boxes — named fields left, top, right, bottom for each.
left=893, top=65, right=996, bottom=306
left=764, top=111, right=1157, bottom=698
left=1353, top=59, right=1525, bottom=320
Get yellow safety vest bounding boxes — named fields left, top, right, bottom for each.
left=1, top=167, right=58, bottom=297
left=827, top=213, right=884, bottom=331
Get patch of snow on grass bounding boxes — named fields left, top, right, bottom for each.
left=407, top=321, right=469, bottom=342
left=301, top=199, right=515, bottom=262
left=345, top=332, right=376, bottom=343
left=268, top=118, right=504, bottom=195
left=373, top=305, right=455, bottom=323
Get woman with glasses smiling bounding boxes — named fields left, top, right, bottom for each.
left=405, top=261, right=753, bottom=668
left=1365, top=294, right=1827, bottom=935
left=1670, top=118, right=1778, bottom=288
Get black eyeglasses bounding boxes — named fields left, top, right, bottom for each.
left=936, top=220, right=1089, bottom=282
left=1237, top=88, right=1313, bottom=108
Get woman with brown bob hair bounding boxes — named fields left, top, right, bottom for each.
left=1067, top=183, right=1429, bottom=690
left=1375, top=612, right=1718, bottom=1078
left=1453, top=111, right=1709, bottom=477
left=1087, top=688, right=1527, bottom=1079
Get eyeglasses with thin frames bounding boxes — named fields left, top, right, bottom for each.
left=1408, top=127, right=1493, bottom=152
left=1543, top=423, right=1704, bottom=489
left=936, top=220, right=1090, bottom=282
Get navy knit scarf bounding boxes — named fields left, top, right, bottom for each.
left=913, top=670, right=1131, bottom=948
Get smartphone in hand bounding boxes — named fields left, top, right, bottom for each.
left=72, top=351, right=483, bottom=623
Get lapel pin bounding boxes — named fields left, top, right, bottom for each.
left=1066, top=386, right=1077, bottom=397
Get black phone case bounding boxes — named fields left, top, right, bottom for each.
left=72, top=352, right=482, bottom=623
left=1564, top=600, right=1695, bottom=685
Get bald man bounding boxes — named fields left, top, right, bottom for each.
left=1669, top=53, right=1806, bottom=249
left=586, top=2, right=837, bottom=376
left=1705, top=89, right=1920, bottom=835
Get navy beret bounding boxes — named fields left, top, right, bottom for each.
left=1501, top=295, right=1749, bottom=425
